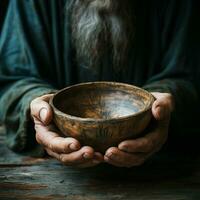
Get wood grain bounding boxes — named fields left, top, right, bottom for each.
left=1, top=126, right=200, bottom=200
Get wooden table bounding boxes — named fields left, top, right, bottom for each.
left=0, top=126, right=200, bottom=200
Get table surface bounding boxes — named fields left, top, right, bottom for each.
left=0, top=126, right=200, bottom=200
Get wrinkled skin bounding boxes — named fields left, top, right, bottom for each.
left=30, top=92, right=174, bottom=168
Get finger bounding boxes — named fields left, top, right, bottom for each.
left=151, top=92, right=174, bottom=111
left=45, top=148, right=61, bottom=159
left=119, top=119, right=168, bottom=154
left=118, top=137, right=154, bottom=153
left=76, top=153, right=103, bottom=168
left=30, top=94, right=54, bottom=125
left=104, top=156, right=125, bottom=167
left=151, top=93, right=174, bottom=121
left=35, top=125, right=81, bottom=153
left=152, top=104, right=165, bottom=121
left=49, top=146, right=95, bottom=166
left=119, top=129, right=169, bottom=155
left=105, top=147, right=146, bottom=168
left=152, top=102, right=170, bottom=121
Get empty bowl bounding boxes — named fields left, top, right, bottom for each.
left=50, top=82, right=155, bottom=153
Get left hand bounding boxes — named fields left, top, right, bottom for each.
left=104, top=92, right=174, bottom=168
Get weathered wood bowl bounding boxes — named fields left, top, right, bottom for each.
left=50, top=82, right=155, bottom=153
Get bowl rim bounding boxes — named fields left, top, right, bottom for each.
left=49, top=81, right=155, bottom=123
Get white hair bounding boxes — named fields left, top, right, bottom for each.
left=67, top=0, right=135, bottom=72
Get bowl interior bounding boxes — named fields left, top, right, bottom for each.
left=52, top=82, right=153, bottom=120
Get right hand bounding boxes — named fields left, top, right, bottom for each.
left=30, top=94, right=103, bottom=168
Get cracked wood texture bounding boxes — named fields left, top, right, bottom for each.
left=0, top=125, right=200, bottom=200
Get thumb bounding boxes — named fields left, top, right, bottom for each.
left=151, top=93, right=173, bottom=121
left=30, top=94, right=54, bottom=125
left=152, top=102, right=167, bottom=121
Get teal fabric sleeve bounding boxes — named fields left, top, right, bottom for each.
left=0, top=1, right=57, bottom=156
left=143, top=0, right=200, bottom=136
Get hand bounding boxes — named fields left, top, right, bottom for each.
left=104, top=92, right=174, bottom=168
left=30, top=94, right=103, bottom=168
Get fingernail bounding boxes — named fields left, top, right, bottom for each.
left=39, top=108, right=48, bottom=123
left=104, top=156, right=109, bottom=162
left=105, top=153, right=113, bottom=159
left=70, top=143, right=79, bottom=151
left=83, top=153, right=91, bottom=159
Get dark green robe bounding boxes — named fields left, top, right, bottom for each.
left=0, top=0, right=200, bottom=155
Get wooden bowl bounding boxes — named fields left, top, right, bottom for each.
left=50, top=82, right=155, bottom=153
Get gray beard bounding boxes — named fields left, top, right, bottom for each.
left=67, top=0, right=135, bottom=72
